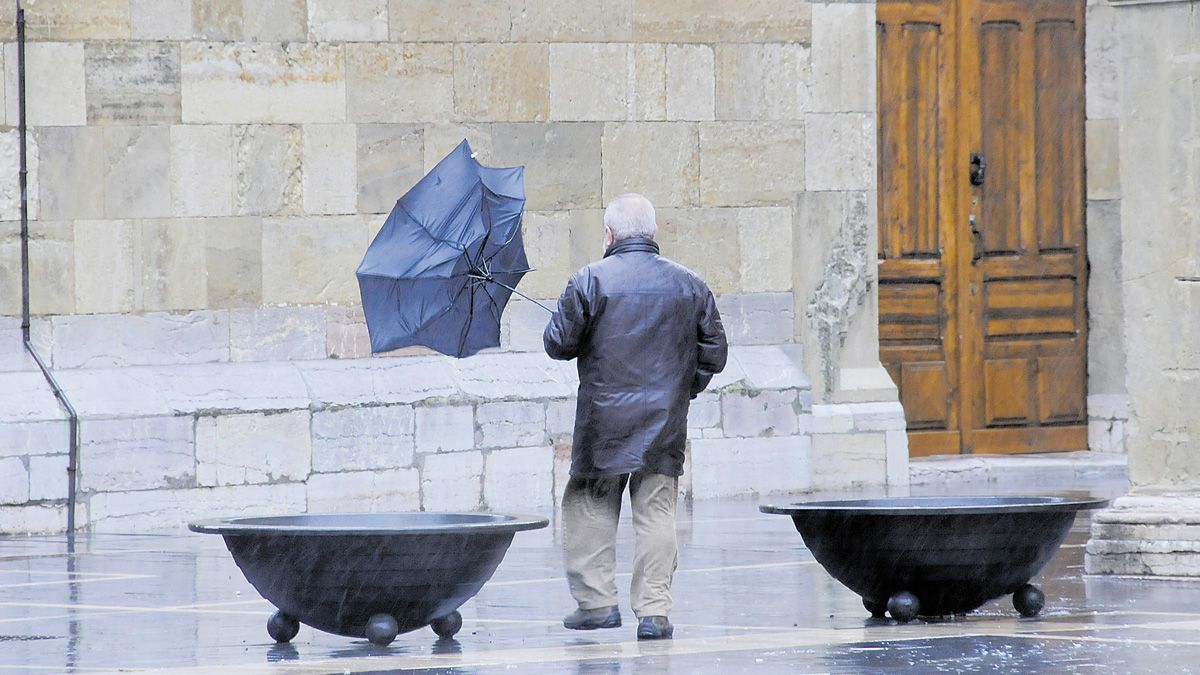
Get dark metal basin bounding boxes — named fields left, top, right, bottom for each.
left=760, top=496, right=1108, bottom=617
left=190, top=513, right=547, bottom=642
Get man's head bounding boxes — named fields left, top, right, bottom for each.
left=603, top=193, right=657, bottom=248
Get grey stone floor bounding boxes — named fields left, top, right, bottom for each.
left=2, top=474, right=1198, bottom=674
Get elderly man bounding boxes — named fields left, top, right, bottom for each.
left=544, top=193, right=728, bottom=640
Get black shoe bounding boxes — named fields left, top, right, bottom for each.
left=563, top=606, right=621, bottom=630
left=636, top=616, right=673, bottom=640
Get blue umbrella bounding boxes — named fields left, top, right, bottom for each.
left=356, top=140, right=550, bottom=357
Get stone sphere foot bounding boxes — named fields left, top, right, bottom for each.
left=365, top=613, right=400, bottom=646
left=430, top=610, right=463, bottom=640
left=1013, top=584, right=1045, bottom=617
left=267, top=610, right=300, bottom=643
left=887, top=591, right=921, bottom=623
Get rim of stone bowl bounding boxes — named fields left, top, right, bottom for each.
left=188, top=512, right=550, bottom=536
left=759, top=496, right=1110, bottom=517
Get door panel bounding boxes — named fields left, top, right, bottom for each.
left=877, top=0, right=962, bottom=456
left=877, top=0, right=1087, bottom=456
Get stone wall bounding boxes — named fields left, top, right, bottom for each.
left=0, top=1, right=910, bottom=534
left=1085, top=0, right=1200, bottom=577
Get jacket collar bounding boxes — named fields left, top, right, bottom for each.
left=604, top=236, right=660, bottom=258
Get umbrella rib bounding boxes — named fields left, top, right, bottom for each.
left=458, top=281, right=479, bottom=357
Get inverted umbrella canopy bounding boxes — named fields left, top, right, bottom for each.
left=357, top=140, right=539, bottom=357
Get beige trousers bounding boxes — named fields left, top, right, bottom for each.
left=561, top=471, right=679, bottom=618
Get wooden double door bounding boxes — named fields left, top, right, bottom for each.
left=877, top=0, right=1088, bottom=456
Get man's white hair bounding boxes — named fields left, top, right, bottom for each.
left=603, top=193, right=657, bottom=241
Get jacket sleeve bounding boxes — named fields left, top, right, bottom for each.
left=543, top=272, right=589, bottom=361
left=691, top=289, right=729, bottom=397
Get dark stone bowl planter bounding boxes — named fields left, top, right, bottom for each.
left=760, top=496, right=1108, bottom=621
left=190, top=512, right=548, bottom=646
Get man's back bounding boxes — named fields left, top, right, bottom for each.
left=544, top=236, right=727, bottom=477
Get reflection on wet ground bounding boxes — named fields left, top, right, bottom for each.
left=1, top=477, right=1197, bottom=673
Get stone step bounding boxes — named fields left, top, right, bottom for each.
left=910, top=451, right=1128, bottom=489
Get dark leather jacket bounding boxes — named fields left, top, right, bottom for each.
left=543, top=237, right=728, bottom=477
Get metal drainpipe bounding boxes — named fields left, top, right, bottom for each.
left=16, top=2, right=80, bottom=536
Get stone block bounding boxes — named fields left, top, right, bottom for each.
left=484, top=446, right=555, bottom=512
left=171, top=125, right=234, bottom=217
left=491, top=123, right=602, bottom=209
left=192, top=0, right=243, bottom=40
left=33, top=126, right=104, bottom=220
left=131, top=0, right=193, bottom=40
left=477, top=401, right=546, bottom=449
left=307, top=0, right=388, bottom=41
left=738, top=207, right=793, bottom=293
left=850, top=401, right=907, bottom=432
left=416, top=405, right=475, bottom=454
left=811, top=431, right=886, bottom=488
left=205, top=217, right=262, bottom=308
left=85, top=42, right=180, bottom=124
left=632, top=44, right=668, bottom=121
left=699, top=122, right=805, bottom=206
left=347, top=43, right=453, bottom=123
left=421, top=451, right=484, bottom=511
left=9, top=222, right=72, bottom=316
left=53, top=312, right=228, bottom=369
left=89, top=483, right=307, bottom=533
left=568, top=209, right=606, bottom=271
left=22, top=0, right=130, bottom=40
left=234, top=124, right=303, bottom=216
left=666, top=45, right=715, bottom=122
left=230, top=307, right=325, bottom=362
left=452, top=352, right=577, bottom=399
left=1086, top=119, right=1120, bottom=200
left=549, top=44, right=628, bottom=121
left=715, top=43, right=810, bottom=121
left=3, top=42, right=84, bottom=127
left=546, top=399, right=575, bottom=440
left=633, top=0, right=811, bottom=43
left=298, top=357, right=458, bottom=406
left=0, top=420, right=68, bottom=458
left=602, top=123, right=699, bottom=207
left=325, top=305, right=372, bottom=358
left=73, top=220, right=139, bottom=314
left=141, top=220, right=208, bottom=311
left=501, top=298, right=550, bottom=353
left=1085, top=4, right=1119, bottom=121
left=262, top=216, right=367, bottom=304
left=454, top=44, right=549, bottom=122
left=732, top=345, right=810, bottom=391
left=422, top=123, right=493, bottom=173
left=518, top=211, right=573, bottom=299
left=656, top=208, right=740, bottom=293
left=885, top=429, right=909, bottom=486
left=509, top=0, right=633, bottom=42
left=689, top=436, right=810, bottom=499
left=810, top=403, right=853, bottom=434
left=391, top=0, right=512, bottom=42
left=0, top=504, right=66, bottom=535
left=303, top=124, right=358, bottom=216
left=358, top=124, right=423, bottom=214
left=312, top=406, right=415, bottom=472
left=79, top=416, right=196, bottom=492
left=103, top=126, right=172, bottom=219
left=688, top=392, right=721, bottom=430
left=0, top=129, right=37, bottom=222
left=809, top=2, right=875, bottom=113
left=242, top=0, right=308, bottom=41
left=805, top=113, right=874, bottom=191
left=28, top=454, right=68, bottom=502
left=182, top=43, right=346, bottom=124
left=195, top=411, right=311, bottom=487
left=722, top=390, right=800, bottom=438
left=308, top=469, right=421, bottom=513
left=0, top=456, right=28, bottom=505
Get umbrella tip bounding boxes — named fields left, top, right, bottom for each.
left=470, top=152, right=478, bottom=159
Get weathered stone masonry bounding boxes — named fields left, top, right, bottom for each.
left=0, top=0, right=910, bottom=533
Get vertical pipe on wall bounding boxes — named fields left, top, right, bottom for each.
left=16, top=1, right=81, bottom=537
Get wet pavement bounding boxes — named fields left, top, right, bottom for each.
left=2, top=477, right=1199, bottom=674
